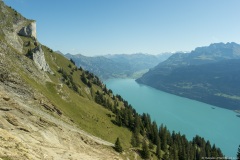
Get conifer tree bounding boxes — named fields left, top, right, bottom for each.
left=70, top=58, right=75, bottom=65
left=237, top=145, right=240, bottom=160
left=134, top=115, right=141, bottom=133
left=142, top=140, right=150, bottom=159
left=172, top=144, right=179, bottom=160
left=26, top=48, right=33, bottom=58
left=151, top=121, right=159, bottom=144
left=131, top=131, right=140, bottom=147
left=163, top=152, right=168, bottom=160
left=115, top=112, right=122, bottom=126
left=156, top=137, right=161, bottom=159
left=131, top=132, right=137, bottom=147
left=159, top=124, right=167, bottom=151
left=149, top=141, right=154, bottom=150
left=114, top=137, right=123, bottom=153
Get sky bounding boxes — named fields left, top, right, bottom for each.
left=3, top=0, right=240, bottom=56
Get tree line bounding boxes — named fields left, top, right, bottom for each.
left=61, top=59, right=226, bottom=159
left=93, top=81, right=224, bottom=159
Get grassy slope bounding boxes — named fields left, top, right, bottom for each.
left=0, top=2, right=158, bottom=158
left=17, top=36, right=133, bottom=149
left=43, top=47, right=159, bottom=159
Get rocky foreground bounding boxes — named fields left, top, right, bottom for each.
left=0, top=73, right=121, bottom=160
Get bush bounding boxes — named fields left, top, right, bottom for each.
left=70, top=58, right=75, bottom=65
left=114, top=137, right=123, bottom=153
left=26, top=49, right=33, bottom=59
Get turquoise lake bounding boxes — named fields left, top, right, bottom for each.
left=105, top=78, right=240, bottom=157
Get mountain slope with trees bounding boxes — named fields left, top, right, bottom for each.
left=65, top=53, right=172, bottom=79
left=137, top=42, right=240, bottom=110
left=0, top=1, right=225, bottom=159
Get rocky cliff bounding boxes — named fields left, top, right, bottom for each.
left=32, top=45, right=53, bottom=74
left=18, top=21, right=37, bottom=39
left=0, top=0, right=51, bottom=75
left=0, top=0, right=27, bottom=53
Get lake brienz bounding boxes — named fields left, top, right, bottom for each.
left=105, top=78, right=240, bottom=157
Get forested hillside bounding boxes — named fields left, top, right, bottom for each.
left=137, top=43, right=240, bottom=110
left=65, top=53, right=172, bottom=79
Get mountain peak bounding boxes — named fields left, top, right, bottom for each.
left=195, top=42, right=240, bottom=51
left=209, top=42, right=239, bottom=48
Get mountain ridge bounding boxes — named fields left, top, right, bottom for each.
left=137, top=42, right=240, bottom=110
left=65, top=52, right=172, bottom=79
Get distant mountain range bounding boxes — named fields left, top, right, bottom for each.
left=136, top=42, right=240, bottom=110
left=65, top=53, right=172, bottom=79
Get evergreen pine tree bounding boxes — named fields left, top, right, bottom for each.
left=237, top=145, right=240, bottom=160
left=172, top=144, right=179, bottom=160
left=26, top=49, right=33, bottom=58
left=159, top=125, right=167, bottom=151
left=131, top=132, right=137, bottom=147
left=114, top=137, right=123, bottom=153
left=131, top=130, right=140, bottom=147
left=163, top=152, right=168, bottom=160
left=115, top=112, right=122, bottom=126
left=134, top=115, right=141, bottom=133
left=142, top=140, right=150, bottom=159
left=156, top=137, right=161, bottom=159
left=151, top=121, right=159, bottom=144
left=211, top=144, right=217, bottom=158
left=149, top=141, right=154, bottom=150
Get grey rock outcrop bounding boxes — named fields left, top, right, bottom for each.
left=32, top=45, right=53, bottom=74
left=18, top=22, right=37, bottom=39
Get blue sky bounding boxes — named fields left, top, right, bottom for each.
left=3, top=0, right=240, bottom=56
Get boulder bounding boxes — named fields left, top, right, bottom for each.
left=3, top=96, right=10, bottom=101
left=18, top=22, right=36, bottom=39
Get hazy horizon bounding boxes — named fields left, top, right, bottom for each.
left=61, top=41, right=235, bottom=56
left=63, top=50, right=185, bottom=56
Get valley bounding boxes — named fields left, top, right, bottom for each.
left=1, top=0, right=239, bottom=160
left=65, top=53, right=172, bottom=79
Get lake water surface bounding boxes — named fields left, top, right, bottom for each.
left=105, top=78, right=240, bottom=157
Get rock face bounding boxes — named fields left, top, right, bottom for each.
left=32, top=45, right=53, bottom=74
left=0, top=1, right=27, bottom=53
left=18, top=21, right=52, bottom=74
left=18, top=22, right=36, bottom=39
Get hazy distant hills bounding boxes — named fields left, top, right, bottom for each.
left=65, top=53, right=172, bottom=79
left=137, top=42, right=240, bottom=110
